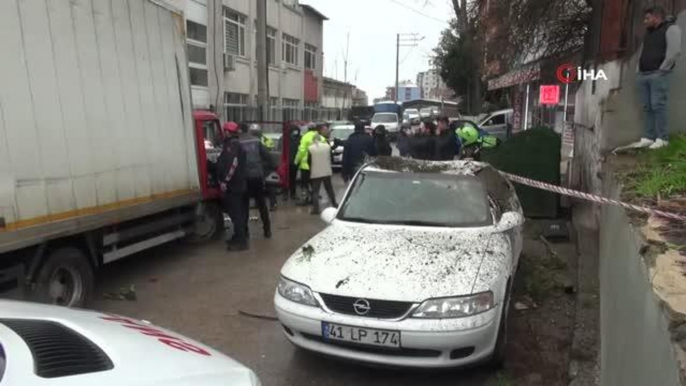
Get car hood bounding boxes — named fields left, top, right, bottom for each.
left=0, top=300, right=259, bottom=386
left=281, top=222, right=500, bottom=302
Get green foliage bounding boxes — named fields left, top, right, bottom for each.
left=624, top=135, right=686, bottom=199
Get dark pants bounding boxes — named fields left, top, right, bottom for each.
left=243, top=178, right=271, bottom=236
left=300, top=169, right=312, bottom=202
left=266, top=184, right=277, bottom=208
left=311, top=176, right=337, bottom=213
left=224, top=191, right=247, bottom=245
left=289, top=164, right=299, bottom=198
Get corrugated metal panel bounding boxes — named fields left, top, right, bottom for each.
left=0, top=0, right=197, bottom=230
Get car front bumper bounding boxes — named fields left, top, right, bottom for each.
left=274, top=292, right=500, bottom=368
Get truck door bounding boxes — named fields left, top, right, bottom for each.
left=195, top=117, right=223, bottom=200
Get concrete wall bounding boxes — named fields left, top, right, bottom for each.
left=600, top=177, right=683, bottom=386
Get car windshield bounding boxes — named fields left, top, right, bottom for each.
left=372, top=114, right=397, bottom=123
left=331, top=128, right=354, bottom=140
left=338, top=171, right=492, bottom=227
left=406, top=109, right=419, bottom=116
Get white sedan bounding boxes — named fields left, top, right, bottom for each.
left=274, top=159, right=524, bottom=369
left=0, top=300, right=260, bottom=385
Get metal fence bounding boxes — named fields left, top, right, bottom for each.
left=224, top=104, right=351, bottom=128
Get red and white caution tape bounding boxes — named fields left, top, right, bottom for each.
left=499, top=171, right=686, bottom=222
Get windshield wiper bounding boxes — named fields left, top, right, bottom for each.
left=385, top=220, right=449, bottom=227
left=340, top=217, right=385, bottom=224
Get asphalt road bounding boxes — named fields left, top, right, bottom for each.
left=90, top=175, right=574, bottom=386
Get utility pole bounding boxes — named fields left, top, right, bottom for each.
left=256, top=0, right=268, bottom=121
left=344, top=32, right=350, bottom=83
left=395, top=33, right=423, bottom=103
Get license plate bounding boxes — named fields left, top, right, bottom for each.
left=322, top=322, right=401, bottom=348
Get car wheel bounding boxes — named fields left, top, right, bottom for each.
left=187, top=203, right=223, bottom=243
left=32, top=247, right=94, bottom=307
left=488, top=284, right=511, bottom=368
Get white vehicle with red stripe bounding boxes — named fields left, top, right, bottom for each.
left=0, top=300, right=260, bottom=386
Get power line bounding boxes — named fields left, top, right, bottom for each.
left=388, top=0, right=449, bottom=25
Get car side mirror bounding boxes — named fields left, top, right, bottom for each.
left=321, top=207, right=338, bottom=224
left=495, top=211, right=524, bottom=232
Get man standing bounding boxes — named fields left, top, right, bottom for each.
left=635, top=6, right=681, bottom=150
left=287, top=124, right=302, bottom=200
left=238, top=123, right=276, bottom=240
left=308, top=124, right=339, bottom=215
left=217, top=122, right=248, bottom=251
left=434, top=116, right=457, bottom=160
left=342, top=122, right=375, bottom=182
left=249, top=124, right=278, bottom=211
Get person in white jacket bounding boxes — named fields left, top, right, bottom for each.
left=308, top=124, right=338, bottom=215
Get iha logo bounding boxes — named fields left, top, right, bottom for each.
left=556, top=63, right=608, bottom=84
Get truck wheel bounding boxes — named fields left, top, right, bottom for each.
left=32, top=248, right=94, bottom=308
left=188, top=203, right=223, bottom=243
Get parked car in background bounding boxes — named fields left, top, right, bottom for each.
left=328, top=124, right=355, bottom=169
left=403, top=109, right=421, bottom=125
left=419, top=106, right=441, bottom=120
left=0, top=300, right=261, bottom=385
left=275, top=159, right=524, bottom=369
left=479, top=109, right=514, bottom=141
left=371, top=113, right=400, bottom=139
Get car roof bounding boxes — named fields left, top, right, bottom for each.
left=486, top=108, right=513, bottom=115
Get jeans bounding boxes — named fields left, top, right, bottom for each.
left=636, top=71, right=671, bottom=141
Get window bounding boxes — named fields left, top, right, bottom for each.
left=304, top=43, right=317, bottom=70
left=224, top=8, right=246, bottom=56
left=187, top=20, right=207, bottom=43
left=282, top=34, right=299, bottom=66
left=187, top=44, right=206, bottom=65
left=224, top=92, right=250, bottom=122
left=187, top=20, right=208, bottom=87
left=190, top=68, right=208, bottom=87
left=202, top=120, right=222, bottom=149
left=267, top=28, right=277, bottom=66
left=486, top=114, right=506, bottom=126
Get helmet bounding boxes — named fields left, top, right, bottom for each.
left=223, top=121, right=239, bottom=134
left=456, top=124, right=480, bottom=146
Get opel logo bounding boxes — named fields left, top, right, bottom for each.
left=353, top=299, right=371, bottom=315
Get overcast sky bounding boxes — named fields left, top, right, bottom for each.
left=304, top=0, right=454, bottom=102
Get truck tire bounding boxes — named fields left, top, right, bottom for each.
left=187, top=202, right=223, bottom=243
left=31, top=247, right=94, bottom=308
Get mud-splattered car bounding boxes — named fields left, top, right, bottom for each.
left=274, top=158, right=524, bottom=369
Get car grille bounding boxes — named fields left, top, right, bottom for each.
left=319, top=294, right=413, bottom=319
left=0, top=319, right=113, bottom=378
left=301, top=333, right=441, bottom=358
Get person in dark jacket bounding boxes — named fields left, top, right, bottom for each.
left=434, top=116, right=457, bottom=161
left=634, top=6, right=682, bottom=150
left=217, top=122, right=248, bottom=251
left=397, top=123, right=411, bottom=157
left=409, top=121, right=437, bottom=160
left=287, top=124, right=301, bottom=200
left=373, top=125, right=393, bottom=157
left=342, top=122, right=376, bottom=182
left=238, top=123, right=277, bottom=240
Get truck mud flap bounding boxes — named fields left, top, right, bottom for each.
left=0, top=264, right=25, bottom=300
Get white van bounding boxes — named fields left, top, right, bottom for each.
left=479, top=109, right=514, bottom=140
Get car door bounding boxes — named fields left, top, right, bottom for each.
left=480, top=113, right=509, bottom=141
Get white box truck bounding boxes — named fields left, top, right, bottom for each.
left=0, top=0, right=227, bottom=306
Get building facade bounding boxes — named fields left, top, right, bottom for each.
left=416, top=70, right=453, bottom=100
left=162, top=0, right=327, bottom=125
left=385, top=80, right=421, bottom=102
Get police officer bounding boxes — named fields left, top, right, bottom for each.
left=217, top=122, right=248, bottom=251
left=239, top=123, right=276, bottom=240
left=294, top=124, right=323, bottom=204
left=249, top=124, right=278, bottom=211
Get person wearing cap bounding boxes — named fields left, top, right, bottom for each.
left=294, top=123, right=324, bottom=204
left=249, top=124, right=278, bottom=211
left=217, top=122, right=248, bottom=251
left=308, top=124, right=338, bottom=215
left=239, top=123, right=276, bottom=240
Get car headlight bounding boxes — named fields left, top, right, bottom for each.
left=277, top=276, right=319, bottom=307
left=412, top=291, right=494, bottom=319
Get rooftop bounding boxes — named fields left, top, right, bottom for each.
left=300, top=4, right=328, bottom=20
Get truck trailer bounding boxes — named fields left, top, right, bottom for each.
left=0, top=0, right=226, bottom=306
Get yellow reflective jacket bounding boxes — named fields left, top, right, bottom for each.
left=261, top=134, right=275, bottom=150
left=294, top=130, right=322, bottom=170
